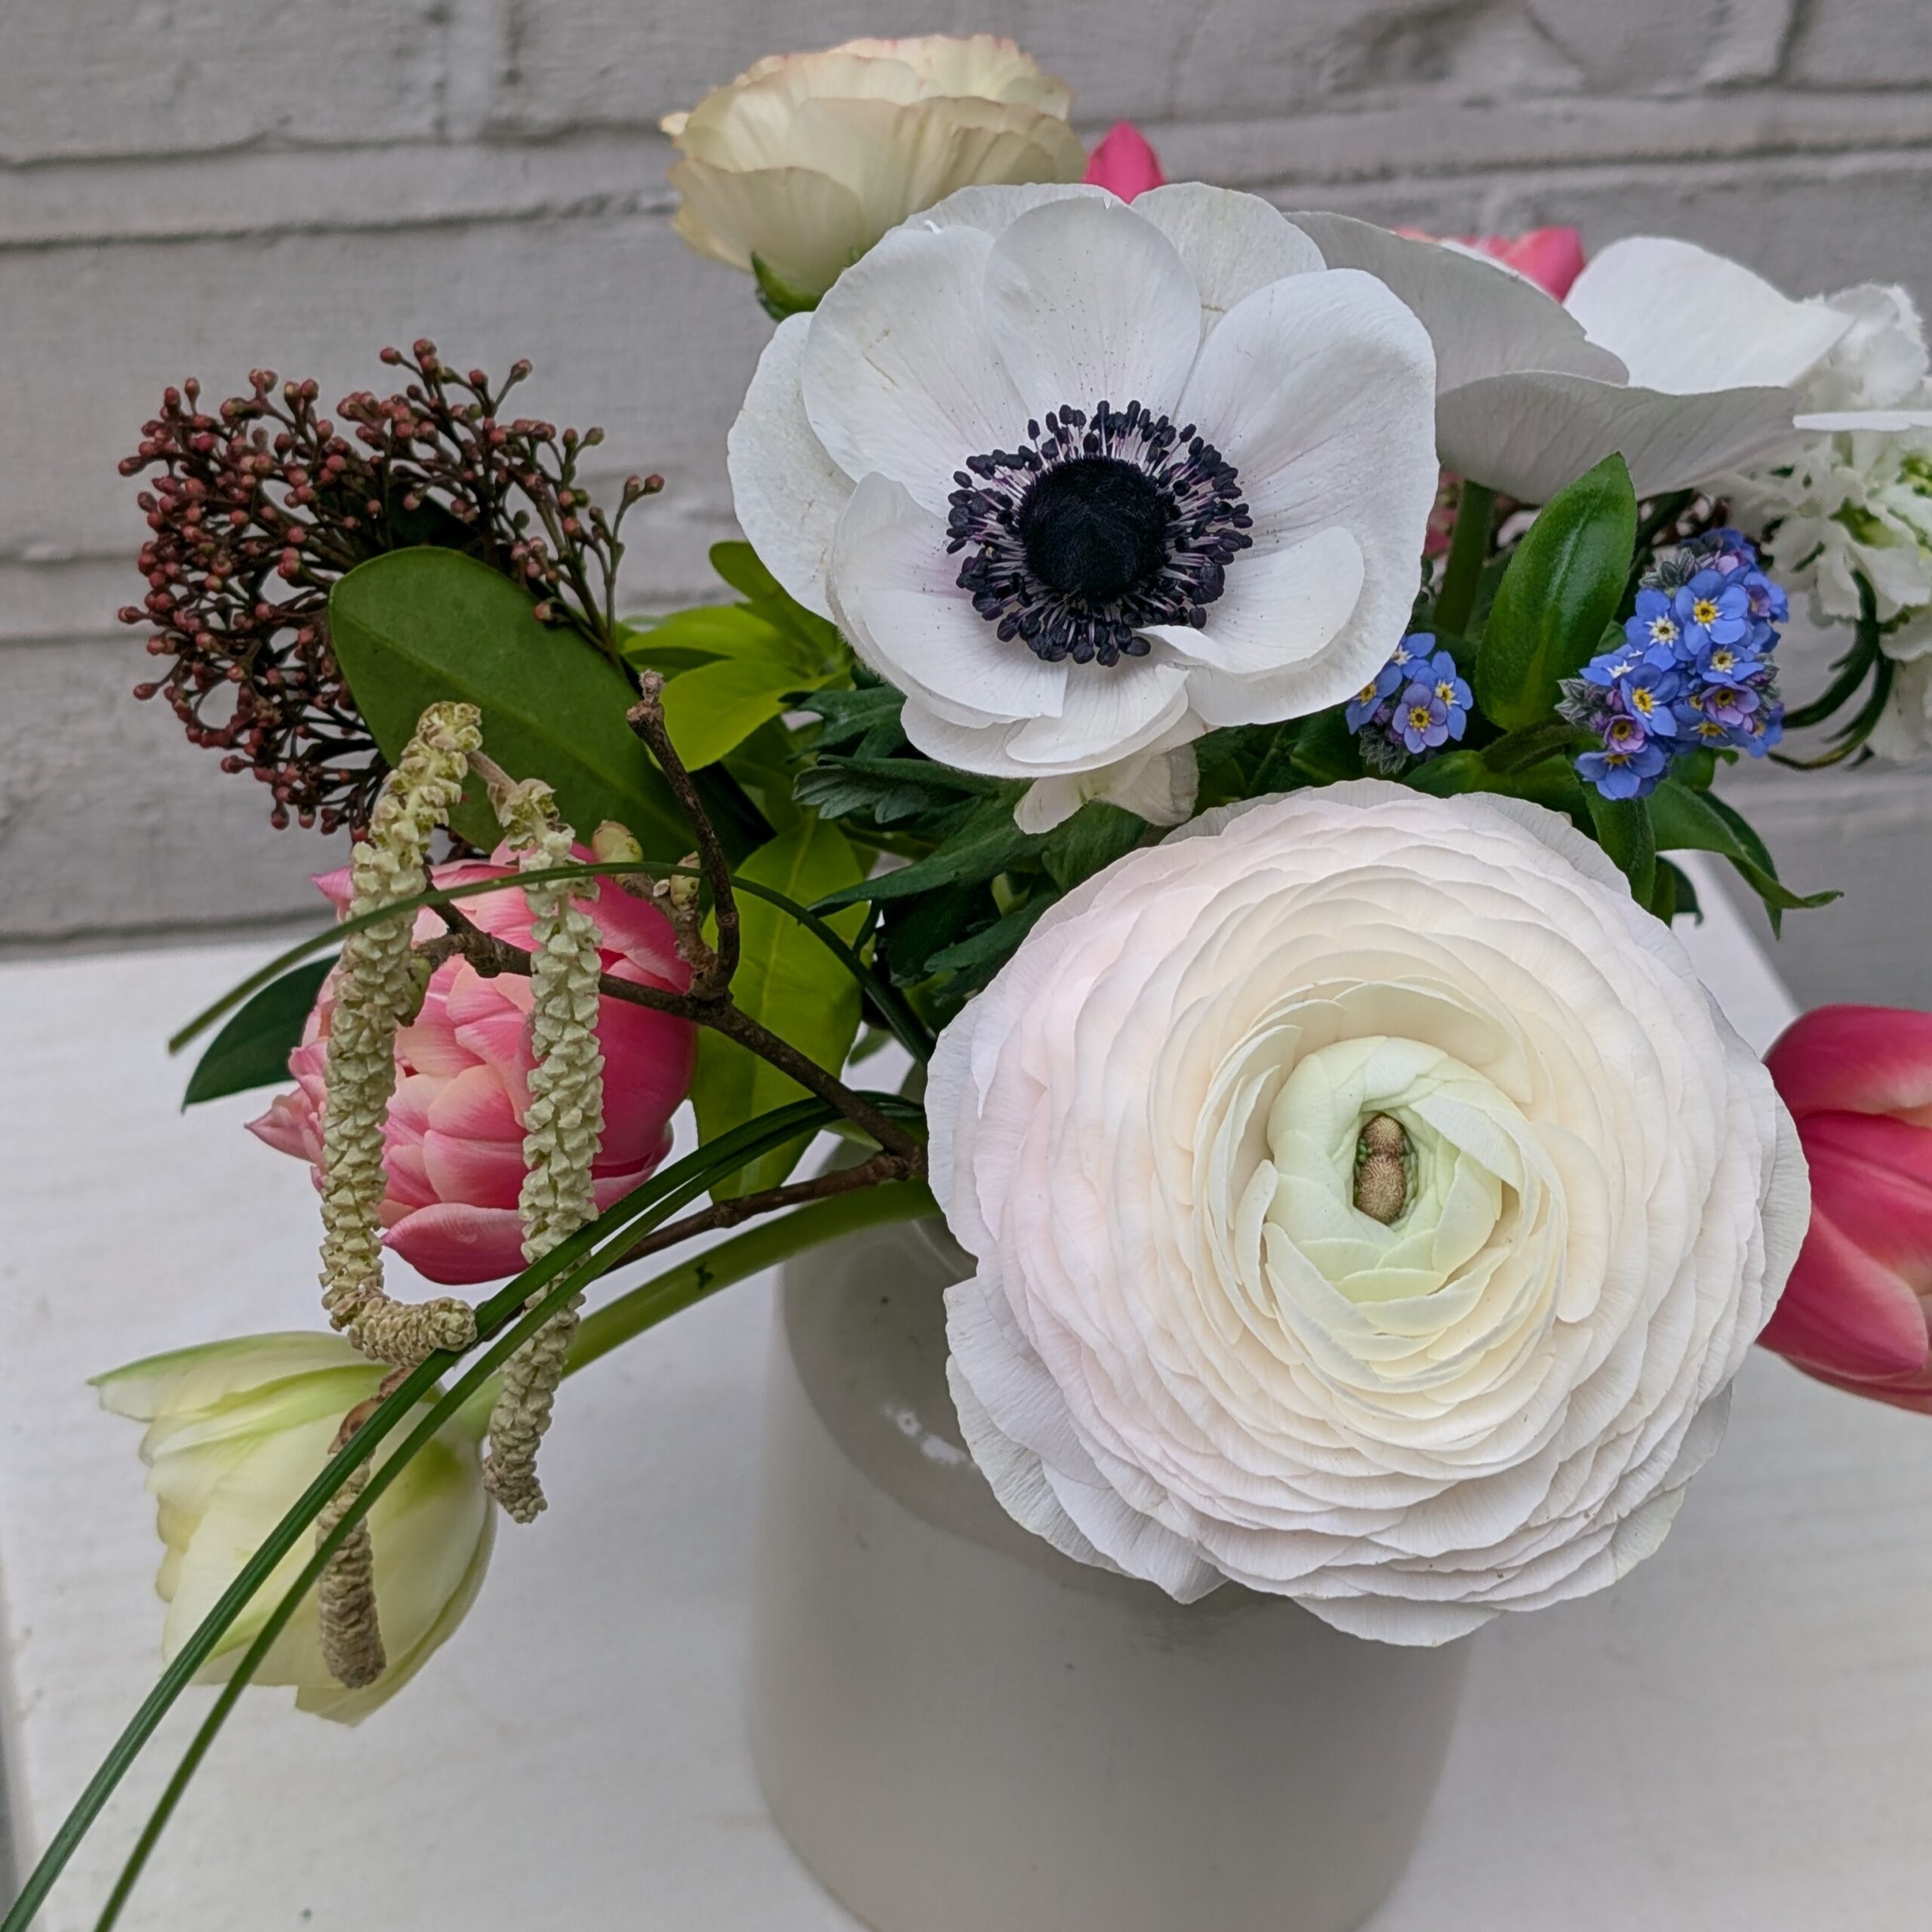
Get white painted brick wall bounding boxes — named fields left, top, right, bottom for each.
left=2, top=0, right=1930, bottom=1003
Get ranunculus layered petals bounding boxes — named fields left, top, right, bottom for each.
left=669, top=158, right=873, bottom=291
left=1565, top=237, right=1851, bottom=395
left=1765, top=1004, right=1932, bottom=1125
left=932, top=783, right=1804, bottom=1642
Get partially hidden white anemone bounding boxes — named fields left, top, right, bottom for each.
left=728, top=182, right=1442, bottom=827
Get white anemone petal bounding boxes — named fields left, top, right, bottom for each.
left=801, top=220, right=1023, bottom=515
left=826, top=472, right=1067, bottom=721
left=1565, top=236, right=1850, bottom=395
left=1131, top=184, right=1325, bottom=337
left=726, top=312, right=851, bottom=617
left=983, top=196, right=1203, bottom=422
left=1144, top=525, right=1364, bottom=675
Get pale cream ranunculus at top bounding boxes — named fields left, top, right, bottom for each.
left=662, top=35, right=1087, bottom=306
left=929, top=783, right=1808, bottom=1645
left=95, top=1331, right=494, bottom=1722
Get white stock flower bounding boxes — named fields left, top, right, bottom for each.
left=728, top=183, right=1440, bottom=825
left=662, top=35, right=1085, bottom=307
left=929, top=783, right=1807, bottom=1645
left=95, top=1332, right=494, bottom=1722
left=1294, top=219, right=1932, bottom=504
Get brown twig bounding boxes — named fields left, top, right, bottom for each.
left=413, top=924, right=922, bottom=1161
left=605, top=1150, right=922, bottom=1271
left=627, top=673, right=740, bottom=998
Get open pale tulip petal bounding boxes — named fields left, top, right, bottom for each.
left=1565, top=236, right=1850, bottom=395
left=801, top=221, right=1023, bottom=515
left=1437, top=371, right=1801, bottom=501
left=1289, top=211, right=1626, bottom=391
left=726, top=312, right=851, bottom=618
left=983, top=195, right=1203, bottom=420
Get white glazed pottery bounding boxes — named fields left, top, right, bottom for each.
left=749, top=1213, right=1469, bottom=1932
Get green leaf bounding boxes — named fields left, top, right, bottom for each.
left=1585, top=790, right=1657, bottom=908
left=691, top=816, right=868, bottom=1198
left=1288, top=710, right=1365, bottom=785
left=660, top=655, right=832, bottom=771
left=924, top=894, right=1054, bottom=989
left=621, top=605, right=794, bottom=671
left=1647, top=778, right=1838, bottom=931
left=1041, top=801, right=1146, bottom=891
left=707, top=540, right=788, bottom=604
left=1475, top=454, right=1637, bottom=731
left=814, top=792, right=1037, bottom=911
left=181, top=957, right=334, bottom=1106
left=751, top=253, right=821, bottom=321
left=796, top=682, right=906, bottom=754
left=328, top=549, right=688, bottom=855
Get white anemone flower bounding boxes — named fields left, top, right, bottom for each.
left=1292, top=217, right=1932, bottom=504
left=728, top=182, right=1440, bottom=826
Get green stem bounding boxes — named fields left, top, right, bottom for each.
left=1783, top=576, right=1881, bottom=733
left=1481, top=720, right=1586, bottom=774
left=1434, top=481, right=1496, bottom=638
left=566, top=1178, right=936, bottom=1375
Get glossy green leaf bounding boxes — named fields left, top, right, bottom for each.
left=707, top=540, right=787, bottom=603
left=1475, top=454, right=1637, bottom=731
left=621, top=605, right=794, bottom=671
left=328, top=549, right=688, bottom=854
left=692, top=815, right=868, bottom=1198
left=814, top=792, right=1037, bottom=911
left=1585, top=790, right=1657, bottom=908
left=660, top=655, right=833, bottom=771
left=182, top=957, right=334, bottom=1107
left=1647, top=777, right=1838, bottom=931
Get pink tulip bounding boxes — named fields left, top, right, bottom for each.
left=1083, top=122, right=1165, bottom=201
left=1760, top=1004, right=1932, bottom=1413
left=1395, top=224, right=1586, bottom=300
left=251, top=849, right=695, bottom=1286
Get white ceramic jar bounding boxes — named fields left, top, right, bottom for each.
left=749, top=1213, right=1469, bottom=1932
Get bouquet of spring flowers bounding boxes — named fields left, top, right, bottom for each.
left=25, top=31, right=1932, bottom=1930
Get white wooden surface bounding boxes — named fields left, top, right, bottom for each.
left=2, top=860, right=1930, bottom=1930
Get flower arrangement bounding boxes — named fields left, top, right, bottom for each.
left=21, top=29, right=1932, bottom=1929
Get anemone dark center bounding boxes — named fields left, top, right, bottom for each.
left=1016, top=456, right=1172, bottom=603
left=946, top=399, right=1252, bottom=668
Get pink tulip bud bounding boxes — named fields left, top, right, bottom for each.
left=249, top=848, right=695, bottom=1285
left=1395, top=223, right=1586, bottom=300
left=1083, top=122, right=1166, bottom=202
left=1760, top=1005, right=1932, bottom=1414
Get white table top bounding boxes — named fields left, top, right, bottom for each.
left=3, top=861, right=1929, bottom=1931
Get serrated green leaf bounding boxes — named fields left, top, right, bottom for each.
left=660, top=655, right=832, bottom=771
left=1041, top=801, right=1146, bottom=890
left=1585, top=789, right=1657, bottom=907
left=815, top=792, right=1037, bottom=911
left=328, top=549, right=689, bottom=854
left=924, top=894, right=1054, bottom=989
left=692, top=815, right=868, bottom=1198
left=182, top=957, right=334, bottom=1106
left=795, top=683, right=907, bottom=755
left=1475, top=454, right=1637, bottom=731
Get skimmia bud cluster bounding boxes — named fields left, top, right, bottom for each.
left=119, top=343, right=662, bottom=834
left=1345, top=632, right=1472, bottom=774
left=1560, top=529, right=1789, bottom=801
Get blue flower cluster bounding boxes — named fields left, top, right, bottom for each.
left=1559, top=528, right=1788, bottom=801
left=1346, top=632, right=1472, bottom=772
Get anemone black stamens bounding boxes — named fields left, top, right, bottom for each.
left=947, top=400, right=1253, bottom=666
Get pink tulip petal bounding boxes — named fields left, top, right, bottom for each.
left=592, top=1157, right=657, bottom=1208
left=313, top=866, right=354, bottom=912
left=248, top=1094, right=319, bottom=1163
left=425, top=1063, right=525, bottom=1143
left=1786, top=1356, right=1932, bottom=1416
left=384, top=1203, right=527, bottom=1285
left=1083, top=122, right=1166, bottom=201
left=380, top=1136, right=439, bottom=1211
left=595, top=1006, right=698, bottom=1166
left=1801, top=1115, right=1932, bottom=1283
left=1758, top=1208, right=1930, bottom=1379
left=1481, top=227, right=1585, bottom=300
left=592, top=893, right=689, bottom=989
left=421, top=1128, right=528, bottom=1211
left=1767, top=1004, right=1932, bottom=1125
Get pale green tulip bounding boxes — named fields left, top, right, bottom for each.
left=94, top=1331, right=494, bottom=1723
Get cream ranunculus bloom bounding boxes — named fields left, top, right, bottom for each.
left=662, top=35, right=1086, bottom=309
left=95, top=1331, right=494, bottom=1722
left=929, top=783, right=1808, bottom=1645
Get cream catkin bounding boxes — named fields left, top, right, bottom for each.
left=319, top=700, right=481, bottom=1364
left=483, top=777, right=607, bottom=1522
left=315, top=1458, right=386, bottom=1690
